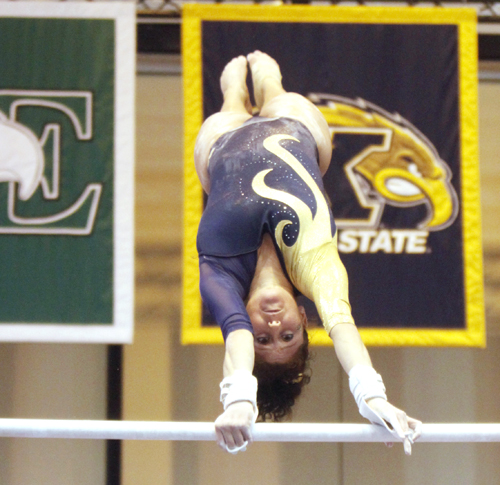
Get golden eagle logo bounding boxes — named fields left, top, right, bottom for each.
left=309, top=94, right=459, bottom=231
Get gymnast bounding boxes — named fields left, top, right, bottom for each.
left=194, top=51, right=421, bottom=454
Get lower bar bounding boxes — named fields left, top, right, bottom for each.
left=1, top=420, right=500, bottom=443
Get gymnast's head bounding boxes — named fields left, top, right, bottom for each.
left=246, top=285, right=312, bottom=421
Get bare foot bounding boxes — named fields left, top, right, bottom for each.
left=220, top=55, right=252, bottom=114
left=247, top=50, right=284, bottom=110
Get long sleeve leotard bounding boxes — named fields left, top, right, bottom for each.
left=197, top=116, right=354, bottom=340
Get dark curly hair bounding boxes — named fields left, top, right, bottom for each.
left=253, top=328, right=312, bottom=422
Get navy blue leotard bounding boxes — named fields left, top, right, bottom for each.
left=197, top=117, right=336, bottom=340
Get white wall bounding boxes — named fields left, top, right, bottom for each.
left=0, top=344, right=107, bottom=484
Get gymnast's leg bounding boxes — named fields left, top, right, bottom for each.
left=247, top=50, right=333, bottom=175
left=194, top=55, right=253, bottom=193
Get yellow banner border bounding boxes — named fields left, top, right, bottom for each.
left=182, top=5, right=484, bottom=347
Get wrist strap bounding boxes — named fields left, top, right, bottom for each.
left=219, top=370, right=258, bottom=419
left=348, top=364, right=387, bottom=410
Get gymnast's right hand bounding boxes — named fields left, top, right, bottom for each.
left=215, top=401, right=255, bottom=454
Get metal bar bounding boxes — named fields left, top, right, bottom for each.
left=1, top=420, right=500, bottom=442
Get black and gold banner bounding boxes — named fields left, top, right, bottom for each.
left=182, top=5, right=484, bottom=346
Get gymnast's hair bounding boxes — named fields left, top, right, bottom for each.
left=253, top=328, right=312, bottom=422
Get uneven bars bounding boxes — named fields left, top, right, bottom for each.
left=1, top=420, right=500, bottom=443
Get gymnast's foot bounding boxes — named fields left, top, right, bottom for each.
left=247, top=50, right=284, bottom=110
left=220, top=55, right=252, bottom=114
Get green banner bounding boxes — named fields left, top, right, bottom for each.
left=0, top=3, right=135, bottom=342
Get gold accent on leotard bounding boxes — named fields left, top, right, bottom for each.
left=252, top=134, right=355, bottom=333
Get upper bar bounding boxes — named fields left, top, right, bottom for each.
left=1, top=419, right=500, bottom=442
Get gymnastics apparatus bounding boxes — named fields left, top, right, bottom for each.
left=0, top=419, right=499, bottom=443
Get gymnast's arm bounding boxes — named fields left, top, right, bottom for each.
left=199, top=256, right=257, bottom=452
left=295, top=234, right=422, bottom=454
left=216, top=330, right=256, bottom=453
left=330, top=325, right=422, bottom=455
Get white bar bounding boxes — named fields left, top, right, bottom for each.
left=1, top=420, right=500, bottom=443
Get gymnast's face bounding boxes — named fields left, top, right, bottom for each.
left=246, top=287, right=307, bottom=364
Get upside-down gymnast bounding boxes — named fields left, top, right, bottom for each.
left=195, top=51, right=422, bottom=454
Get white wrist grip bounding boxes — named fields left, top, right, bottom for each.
left=349, top=364, right=387, bottom=410
left=220, top=370, right=258, bottom=418
left=219, top=370, right=258, bottom=454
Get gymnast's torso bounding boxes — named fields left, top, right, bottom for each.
left=197, top=116, right=337, bottom=339
left=197, top=116, right=336, bottom=258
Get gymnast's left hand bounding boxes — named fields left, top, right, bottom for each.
left=215, top=401, right=255, bottom=454
left=366, top=397, right=422, bottom=455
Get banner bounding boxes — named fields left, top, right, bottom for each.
left=182, top=5, right=484, bottom=346
left=0, top=2, right=135, bottom=343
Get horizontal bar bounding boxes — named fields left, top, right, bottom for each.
left=1, top=420, right=500, bottom=443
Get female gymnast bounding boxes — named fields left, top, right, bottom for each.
left=195, top=51, right=421, bottom=454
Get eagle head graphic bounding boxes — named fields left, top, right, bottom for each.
left=0, top=110, right=44, bottom=201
